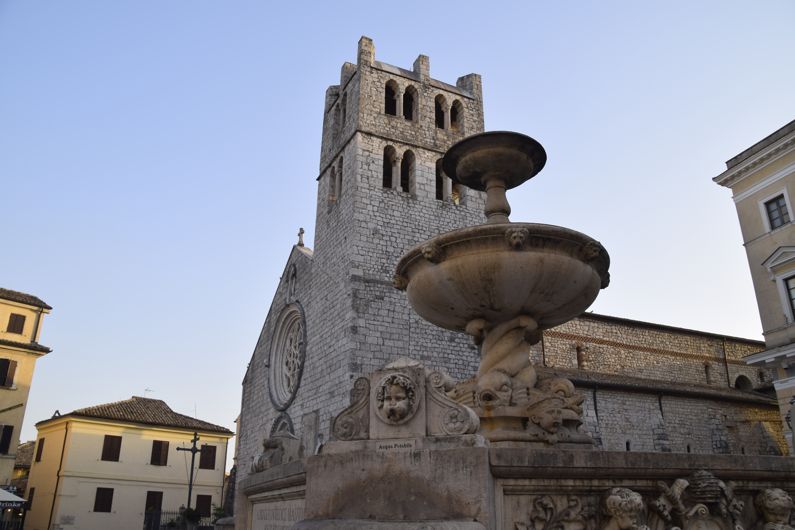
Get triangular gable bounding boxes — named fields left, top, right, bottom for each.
left=761, top=246, right=795, bottom=271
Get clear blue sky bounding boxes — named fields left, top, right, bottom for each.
left=2, top=1, right=795, bottom=470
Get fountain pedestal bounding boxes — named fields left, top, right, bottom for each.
left=394, top=132, right=609, bottom=445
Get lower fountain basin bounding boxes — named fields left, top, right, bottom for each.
left=394, top=223, right=610, bottom=332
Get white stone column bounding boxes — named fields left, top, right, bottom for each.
left=444, top=104, right=451, bottom=130
left=396, top=89, right=403, bottom=120
left=393, top=156, right=402, bottom=190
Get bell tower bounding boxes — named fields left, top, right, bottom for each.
left=311, top=36, right=488, bottom=378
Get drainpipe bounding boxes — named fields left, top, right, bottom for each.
left=31, top=309, right=43, bottom=344
left=47, top=422, right=69, bottom=530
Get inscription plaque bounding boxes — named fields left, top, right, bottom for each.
left=251, top=498, right=305, bottom=530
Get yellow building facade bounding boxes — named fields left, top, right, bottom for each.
left=25, top=397, right=233, bottom=530
left=714, top=118, right=795, bottom=451
left=0, top=288, right=51, bottom=491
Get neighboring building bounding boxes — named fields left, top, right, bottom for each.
left=10, top=441, right=33, bottom=497
left=235, top=38, right=788, bottom=529
left=714, top=118, right=795, bottom=451
left=24, top=396, right=233, bottom=530
left=0, top=288, right=51, bottom=488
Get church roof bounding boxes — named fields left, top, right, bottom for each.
left=0, top=288, right=51, bottom=310
left=37, top=396, right=233, bottom=434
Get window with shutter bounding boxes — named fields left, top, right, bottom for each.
left=93, top=488, right=114, bottom=512
left=144, top=491, right=163, bottom=512
left=0, top=425, right=14, bottom=454
left=199, top=445, right=216, bottom=469
left=101, top=435, right=122, bottom=461
left=150, top=440, right=169, bottom=466
left=195, top=494, right=212, bottom=518
left=6, top=314, right=25, bottom=334
left=35, top=438, right=44, bottom=462
left=0, top=359, right=17, bottom=388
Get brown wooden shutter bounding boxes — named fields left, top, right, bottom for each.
left=7, top=314, right=25, bottom=334
left=0, top=425, right=14, bottom=454
left=93, top=488, right=114, bottom=512
left=144, top=491, right=163, bottom=512
left=5, top=361, right=16, bottom=388
left=199, top=444, right=216, bottom=469
left=160, top=440, right=169, bottom=465
left=150, top=440, right=169, bottom=466
left=0, top=360, right=8, bottom=388
left=35, top=438, right=45, bottom=462
left=195, top=494, right=212, bottom=517
left=27, top=487, right=35, bottom=510
left=101, top=435, right=122, bottom=461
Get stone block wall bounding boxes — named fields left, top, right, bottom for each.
left=545, top=313, right=769, bottom=389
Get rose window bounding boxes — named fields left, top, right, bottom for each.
left=268, top=304, right=306, bottom=410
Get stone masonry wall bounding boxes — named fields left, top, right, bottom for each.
left=545, top=314, right=770, bottom=389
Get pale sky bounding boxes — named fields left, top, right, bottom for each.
left=2, top=1, right=795, bottom=470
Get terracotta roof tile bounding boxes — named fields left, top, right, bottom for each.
left=0, top=338, right=50, bottom=354
left=0, top=288, right=51, bottom=310
left=39, top=396, right=233, bottom=434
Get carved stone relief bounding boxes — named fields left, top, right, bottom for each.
left=514, top=495, right=597, bottom=530
left=755, top=489, right=794, bottom=530
left=375, top=373, right=417, bottom=425
left=510, top=473, right=793, bottom=530
left=603, top=488, right=649, bottom=530
left=331, top=359, right=478, bottom=441
left=250, top=414, right=303, bottom=474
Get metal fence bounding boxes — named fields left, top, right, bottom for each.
left=143, top=510, right=213, bottom=530
left=0, top=521, right=22, bottom=530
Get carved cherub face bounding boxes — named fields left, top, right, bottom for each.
left=606, top=488, right=645, bottom=530
left=376, top=374, right=416, bottom=424
left=383, top=383, right=409, bottom=422
left=529, top=397, right=565, bottom=433
left=756, top=488, right=794, bottom=524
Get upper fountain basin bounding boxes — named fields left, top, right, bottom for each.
left=443, top=131, right=547, bottom=191
left=394, top=223, right=610, bottom=332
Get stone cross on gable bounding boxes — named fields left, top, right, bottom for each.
left=297, top=228, right=305, bottom=247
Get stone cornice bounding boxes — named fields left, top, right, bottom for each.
left=714, top=133, right=795, bottom=189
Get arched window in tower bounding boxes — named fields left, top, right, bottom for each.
left=336, top=156, right=344, bottom=199
left=340, top=92, right=347, bottom=132
left=434, top=95, right=447, bottom=129
left=450, top=99, right=463, bottom=131
left=383, top=146, right=396, bottom=188
left=333, top=104, right=340, bottom=137
left=435, top=159, right=444, bottom=201
left=329, top=166, right=337, bottom=201
left=400, top=150, right=415, bottom=194
left=403, top=85, right=417, bottom=121
left=385, top=81, right=398, bottom=116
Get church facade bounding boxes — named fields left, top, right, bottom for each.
left=235, top=38, right=787, bottom=530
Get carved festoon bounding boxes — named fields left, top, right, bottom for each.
left=515, top=495, right=597, bottom=530
left=331, top=377, right=370, bottom=441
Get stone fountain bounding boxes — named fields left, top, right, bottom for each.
left=394, top=131, right=609, bottom=446
left=284, top=132, right=795, bottom=530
